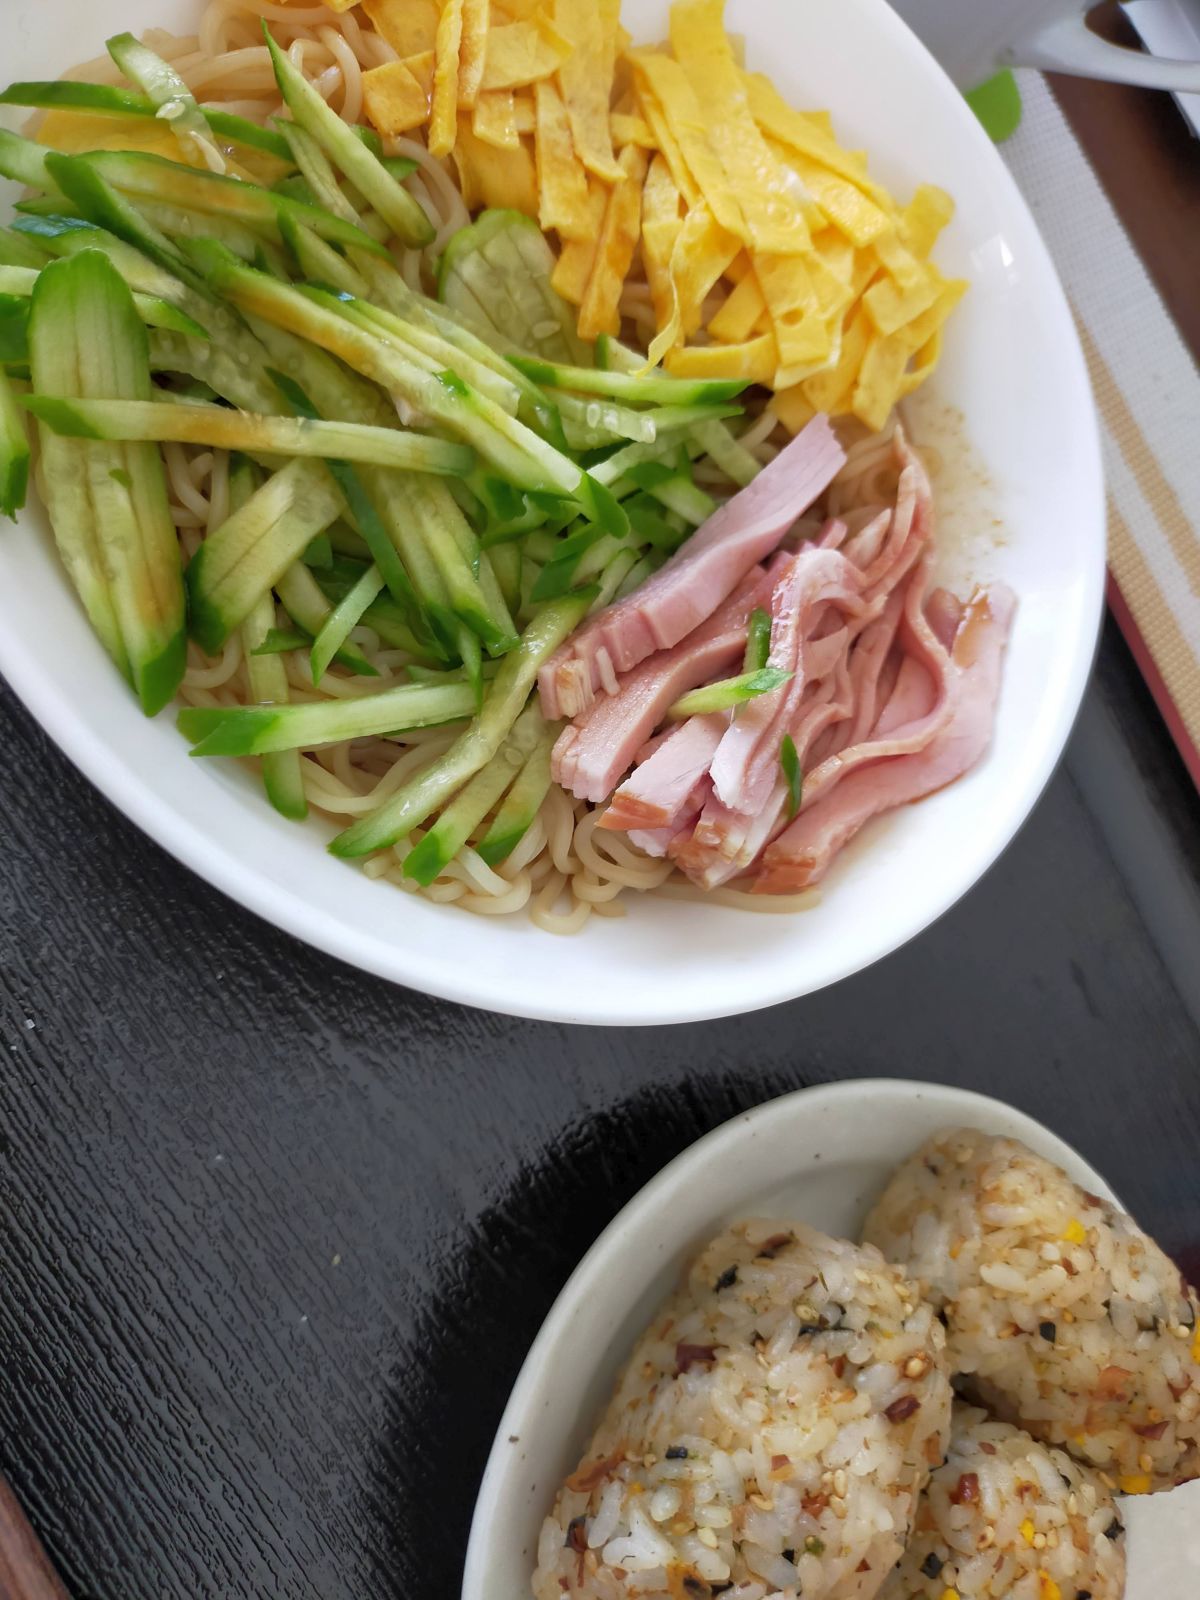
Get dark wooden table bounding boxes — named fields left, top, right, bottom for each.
left=2, top=51, right=1200, bottom=1600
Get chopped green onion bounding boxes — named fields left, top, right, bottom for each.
left=668, top=667, right=792, bottom=719
left=781, top=733, right=802, bottom=821
left=743, top=607, right=772, bottom=673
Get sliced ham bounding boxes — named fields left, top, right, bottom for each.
left=754, top=585, right=1017, bottom=893
left=671, top=652, right=858, bottom=890
left=551, top=567, right=775, bottom=802
left=538, top=414, right=846, bottom=720
left=600, top=713, right=727, bottom=832
left=926, top=586, right=965, bottom=652
left=707, top=544, right=875, bottom=816
left=671, top=780, right=791, bottom=890
left=626, top=776, right=712, bottom=857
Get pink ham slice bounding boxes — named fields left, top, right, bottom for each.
left=706, top=542, right=874, bottom=816
left=552, top=567, right=775, bottom=802
left=600, top=713, right=727, bottom=831
left=538, top=414, right=846, bottom=721
left=627, top=776, right=713, bottom=858
left=754, top=584, right=1016, bottom=893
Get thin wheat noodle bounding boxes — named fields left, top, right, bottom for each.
left=183, top=633, right=243, bottom=690
left=318, top=25, right=363, bottom=122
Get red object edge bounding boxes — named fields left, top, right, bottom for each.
left=1107, top=571, right=1200, bottom=793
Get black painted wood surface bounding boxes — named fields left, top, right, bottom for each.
left=1, top=619, right=1198, bottom=1600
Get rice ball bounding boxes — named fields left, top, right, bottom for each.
left=864, top=1127, right=1200, bottom=1488
left=533, top=1219, right=952, bottom=1600
left=879, top=1403, right=1125, bottom=1600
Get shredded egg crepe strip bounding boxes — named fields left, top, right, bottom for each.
left=630, top=50, right=747, bottom=242
left=668, top=0, right=810, bottom=256
left=353, top=0, right=967, bottom=430
left=577, top=142, right=647, bottom=339
left=457, top=0, right=491, bottom=109
left=429, top=0, right=464, bottom=156
left=553, top=0, right=622, bottom=182
left=362, top=54, right=434, bottom=136
left=480, top=16, right=572, bottom=91
left=533, top=77, right=590, bottom=238
left=473, top=87, right=520, bottom=149
left=362, top=0, right=440, bottom=58
left=453, top=114, right=539, bottom=211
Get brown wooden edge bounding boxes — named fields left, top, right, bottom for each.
left=0, top=1479, right=70, bottom=1600
left=1048, top=2, right=1200, bottom=361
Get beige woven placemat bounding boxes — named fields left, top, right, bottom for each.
left=1003, top=71, right=1200, bottom=789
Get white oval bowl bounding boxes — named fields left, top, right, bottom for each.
left=0, top=0, right=1104, bottom=1023
left=462, top=1079, right=1117, bottom=1600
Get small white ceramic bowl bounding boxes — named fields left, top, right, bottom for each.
left=0, top=0, right=1104, bottom=1023
left=463, top=1079, right=1115, bottom=1600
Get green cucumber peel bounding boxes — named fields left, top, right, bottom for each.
left=0, top=78, right=294, bottom=162
left=263, top=26, right=433, bottom=247
left=475, top=721, right=556, bottom=866
left=179, top=676, right=474, bottom=756
left=509, top=355, right=747, bottom=408
left=267, top=368, right=422, bottom=619
left=588, top=405, right=743, bottom=486
left=0, top=366, right=31, bottom=518
left=23, top=392, right=474, bottom=475
left=186, top=456, right=343, bottom=653
left=42, top=151, right=214, bottom=297
left=280, top=214, right=368, bottom=297
left=251, top=627, right=309, bottom=656
left=0, top=129, right=55, bottom=191
left=401, top=703, right=544, bottom=885
left=330, top=592, right=592, bottom=857
left=199, top=256, right=563, bottom=490
left=0, top=228, right=53, bottom=269
left=0, top=296, right=29, bottom=364
left=241, top=586, right=308, bottom=820
left=310, top=562, right=385, bottom=683
left=274, top=558, right=376, bottom=676
left=29, top=248, right=186, bottom=712
left=691, top=417, right=760, bottom=488
left=106, top=32, right=224, bottom=171
left=72, top=147, right=389, bottom=258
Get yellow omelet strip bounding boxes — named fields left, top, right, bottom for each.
left=550, top=185, right=608, bottom=302
left=742, top=71, right=891, bottom=207
left=707, top=269, right=767, bottom=344
left=454, top=116, right=539, bottom=212
left=630, top=51, right=747, bottom=242
left=668, top=0, right=810, bottom=256
left=578, top=143, right=649, bottom=339
left=473, top=88, right=521, bottom=149
left=554, top=0, right=623, bottom=181
left=479, top=17, right=573, bottom=92
left=430, top=0, right=464, bottom=156
left=363, top=57, right=434, bottom=137
left=632, top=75, right=699, bottom=208
left=640, top=153, right=684, bottom=335
left=666, top=331, right=778, bottom=383
left=362, top=0, right=440, bottom=59
left=533, top=78, right=592, bottom=239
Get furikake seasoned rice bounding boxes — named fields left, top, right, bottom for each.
left=864, top=1126, right=1200, bottom=1489
left=533, top=1220, right=952, bottom=1600
left=878, top=1402, right=1126, bottom=1600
